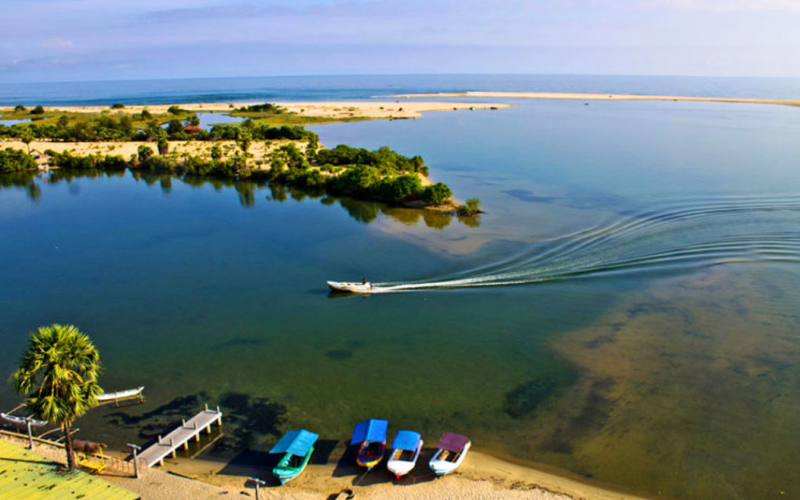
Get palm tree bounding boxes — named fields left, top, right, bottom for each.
left=20, top=130, right=34, bottom=155
left=11, top=324, right=102, bottom=470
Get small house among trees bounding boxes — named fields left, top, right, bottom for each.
left=29, top=148, right=49, bottom=168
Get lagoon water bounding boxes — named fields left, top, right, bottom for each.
left=2, top=76, right=800, bottom=499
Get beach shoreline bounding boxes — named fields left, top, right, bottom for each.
left=0, top=431, right=657, bottom=500
left=387, top=91, right=800, bottom=107
left=0, top=101, right=511, bottom=121
left=170, top=446, right=659, bottom=500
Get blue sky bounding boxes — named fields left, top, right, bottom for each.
left=2, top=0, right=799, bottom=82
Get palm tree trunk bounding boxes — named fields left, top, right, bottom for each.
left=63, top=422, right=76, bottom=470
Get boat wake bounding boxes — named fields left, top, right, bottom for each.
left=372, top=195, right=800, bottom=292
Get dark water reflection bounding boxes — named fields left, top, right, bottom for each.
left=0, top=168, right=470, bottom=230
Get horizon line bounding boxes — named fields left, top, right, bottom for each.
left=3, top=72, right=800, bottom=87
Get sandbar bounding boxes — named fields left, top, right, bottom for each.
left=388, top=91, right=800, bottom=107
left=0, top=101, right=511, bottom=120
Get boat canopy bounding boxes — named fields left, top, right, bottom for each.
left=391, top=430, right=421, bottom=451
left=270, top=429, right=319, bottom=456
left=350, top=419, right=388, bottom=445
left=436, top=432, right=469, bottom=453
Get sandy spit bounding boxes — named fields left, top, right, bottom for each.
left=388, top=91, right=800, bottom=107
left=0, top=101, right=511, bottom=120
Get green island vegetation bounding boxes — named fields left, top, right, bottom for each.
left=0, top=147, right=37, bottom=172
left=457, top=197, right=483, bottom=216
left=230, top=102, right=371, bottom=125
left=0, top=104, right=480, bottom=214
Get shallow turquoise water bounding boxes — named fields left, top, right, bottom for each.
left=2, top=99, right=800, bottom=499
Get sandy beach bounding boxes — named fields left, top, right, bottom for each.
left=388, top=91, right=800, bottom=107
left=0, top=432, right=652, bottom=500
left=1, top=139, right=279, bottom=162
left=0, top=101, right=511, bottom=120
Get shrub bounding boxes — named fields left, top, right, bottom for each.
left=142, top=155, right=175, bottom=172
left=315, top=144, right=423, bottom=175
left=111, top=103, right=125, bottom=109
left=166, top=119, right=184, bottom=136
left=137, top=145, right=154, bottom=163
left=457, top=198, right=482, bottom=216
left=14, top=104, right=27, bottom=113
left=167, top=105, right=184, bottom=115
left=0, top=148, right=36, bottom=172
left=287, top=169, right=327, bottom=189
left=182, top=155, right=216, bottom=176
left=270, top=143, right=308, bottom=170
left=239, top=103, right=283, bottom=113
left=157, top=138, right=169, bottom=155
left=30, top=105, right=45, bottom=115
left=46, top=150, right=97, bottom=170
left=379, top=174, right=423, bottom=202
left=330, top=165, right=381, bottom=196
left=422, top=182, right=453, bottom=205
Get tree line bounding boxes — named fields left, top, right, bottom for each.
left=0, top=115, right=317, bottom=144
left=37, top=143, right=454, bottom=206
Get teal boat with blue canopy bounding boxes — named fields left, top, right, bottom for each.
left=270, top=429, right=318, bottom=484
left=350, top=419, right=388, bottom=470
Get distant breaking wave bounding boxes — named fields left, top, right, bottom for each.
left=372, top=195, right=800, bottom=292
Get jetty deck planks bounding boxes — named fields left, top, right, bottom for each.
left=138, top=406, right=222, bottom=467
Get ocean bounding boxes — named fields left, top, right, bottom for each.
left=1, top=74, right=800, bottom=106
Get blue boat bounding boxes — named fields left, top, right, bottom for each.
left=270, top=429, right=319, bottom=484
left=350, top=419, right=388, bottom=470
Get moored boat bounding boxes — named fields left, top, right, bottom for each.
left=327, top=281, right=374, bottom=293
left=0, top=412, right=48, bottom=427
left=97, top=386, right=145, bottom=403
left=429, top=432, right=470, bottom=476
left=387, top=430, right=423, bottom=479
left=350, top=419, right=388, bottom=470
left=270, top=429, right=318, bottom=484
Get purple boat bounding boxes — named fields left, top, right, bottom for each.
left=428, top=432, right=470, bottom=475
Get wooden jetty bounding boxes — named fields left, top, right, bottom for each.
left=138, top=405, right=223, bottom=468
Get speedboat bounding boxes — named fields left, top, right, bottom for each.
left=429, top=432, right=470, bottom=476
left=270, top=429, right=318, bottom=484
left=327, top=281, right=374, bottom=293
left=387, top=430, right=423, bottom=480
left=350, top=419, right=388, bottom=470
